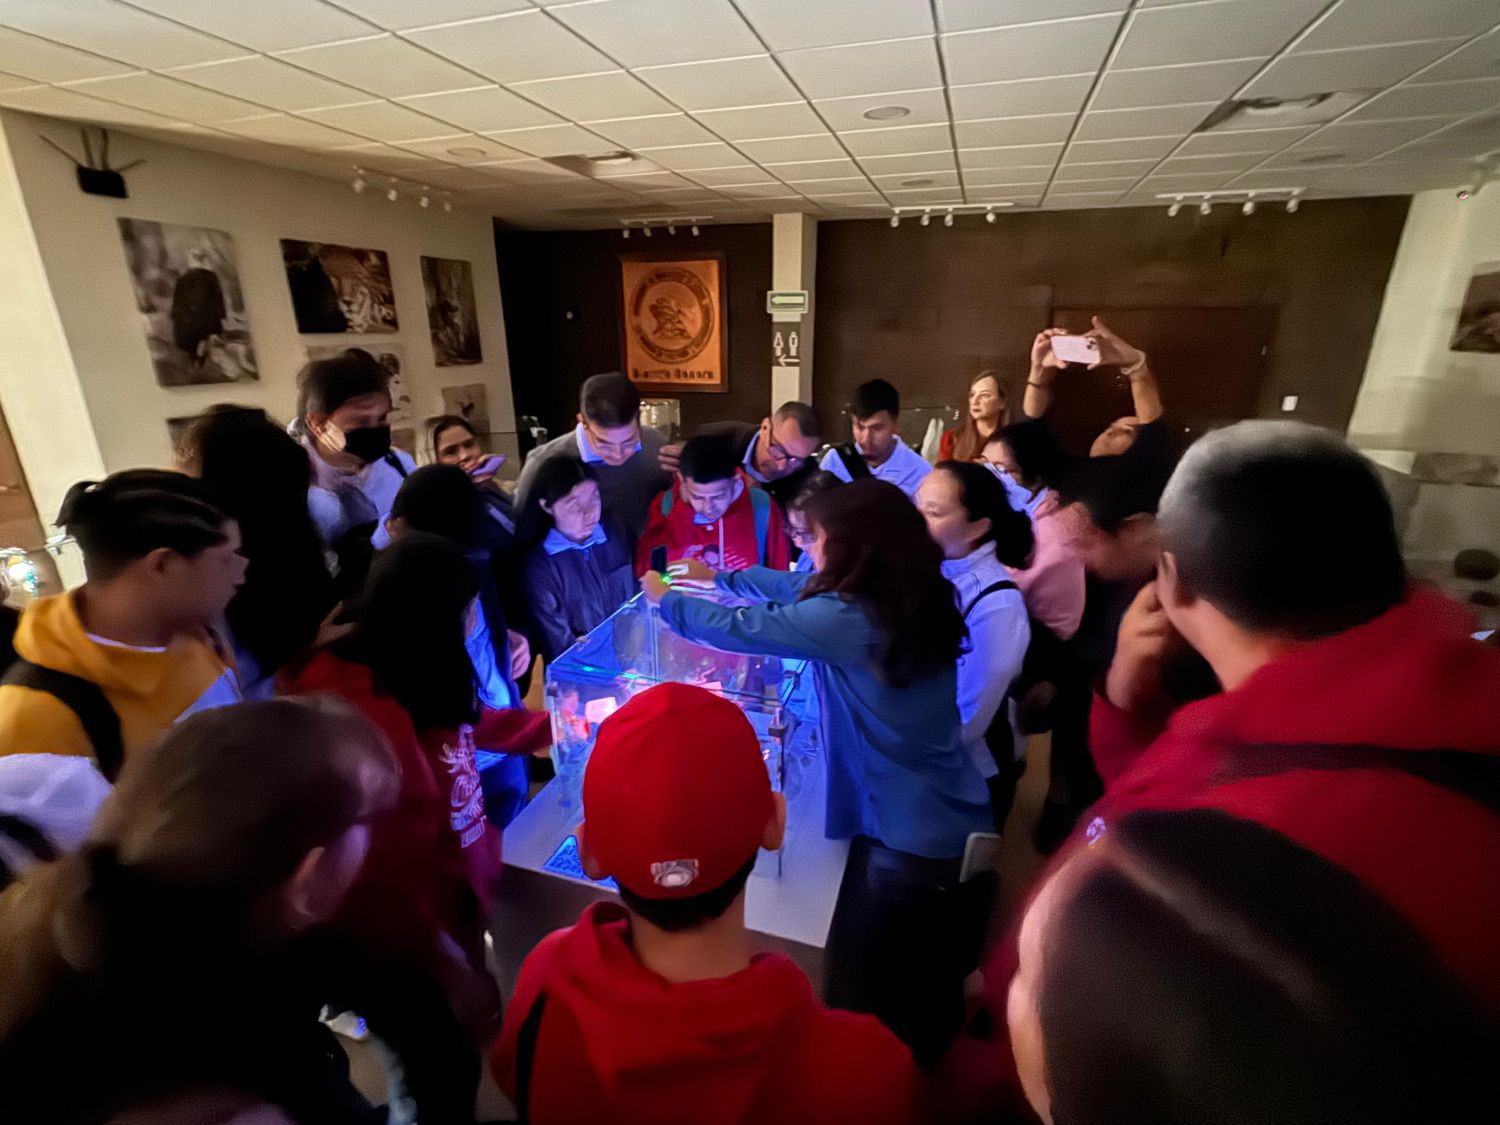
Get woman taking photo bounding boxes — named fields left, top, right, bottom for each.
left=284, top=533, right=548, bottom=1124
left=939, top=369, right=1008, bottom=462
left=520, top=458, right=635, bottom=663
left=917, top=462, right=1033, bottom=832
left=643, top=478, right=990, bottom=1062
left=0, top=700, right=400, bottom=1125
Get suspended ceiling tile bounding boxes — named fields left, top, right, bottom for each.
left=868, top=168, right=961, bottom=188
left=1345, top=77, right=1500, bottom=122
left=58, top=72, right=266, bottom=122
left=332, top=0, right=532, bottom=30
left=685, top=165, right=776, bottom=185
left=857, top=150, right=958, bottom=174
left=0, top=84, right=178, bottom=127
left=693, top=101, right=826, bottom=140
left=959, top=141, right=1064, bottom=168
left=585, top=113, right=720, bottom=148
left=1173, top=124, right=1315, bottom=154
left=1409, top=30, right=1500, bottom=84
left=1112, top=0, right=1328, bottom=69
left=0, top=0, right=247, bottom=69
left=396, top=85, right=563, bottom=132
left=1297, top=0, right=1500, bottom=52
left=949, top=73, right=1094, bottom=120
left=468, top=125, right=598, bottom=157
left=123, top=0, right=378, bottom=52
left=1091, top=58, right=1262, bottom=110
left=219, top=112, right=366, bottom=147
left=735, top=133, right=848, bottom=162
left=635, top=140, right=748, bottom=168
left=1244, top=40, right=1469, bottom=99
left=786, top=174, right=875, bottom=192
left=765, top=157, right=864, bottom=180
left=1054, top=157, right=1159, bottom=179
left=165, top=56, right=369, bottom=112
left=634, top=55, right=801, bottom=112
left=1073, top=101, right=1216, bottom=140
left=276, top=34, right=484, bottom=98
left=937, top=0, right=1128, bottom=34
left=942, top=14, right=1122, bottom=85
left=736, top=0, right=933, bottom=52
left=955, top=113, right=1075, bottom=147
left=300, top=99, right=458, bottom=141
left=840, top=120, right=953, bottom=156
left=1061, top=134, right=1180, bottom=160
left=812, top=87, right=951, bottom=131
left=512, top=71, right=677, bottom=120
left=778, top=36, right=943, bottom=100
left=0, top=27, right=137, bottom=82
left=404, top=11, right=612, bottom=84
left=551, top=0, right=762, bottom=68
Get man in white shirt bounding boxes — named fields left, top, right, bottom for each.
left=819, top=378, right=932, bottom=499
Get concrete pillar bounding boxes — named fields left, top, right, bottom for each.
left=769, top=212, right=816, bottom=410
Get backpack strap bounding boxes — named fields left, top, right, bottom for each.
left=1218, top=742, right=1500, bottom=818
left=749, top=486, right=772, bottom=560
left=383, top=451, right=409, bottom=479
left=834, top=443, right=872, bottom=481
left=962, top=579, right=1018, bottom=620
left=512, top=992, right=549, bottom=1124
left=1, top=661, right=124, bottom=782
left=0, top=813, right=59, bottom=892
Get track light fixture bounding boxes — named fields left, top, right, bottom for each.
left=386, top=185, right=398, bottom=202
left=622, top=227, right=630, bottom=239
left=1198, top=200, right=1212, bottom=215
left=667, top=223, right=676, bottom=234
left=1167, top=198, right=1182, bottom=217
left=691, top=224, right=699, bottom=235
left=1286, top=197, right=1299, bottom=211
left=443, top=197, right=452, bottom=212
left=943, top=209, right=954, bottom=227
left=1159, top=188, right=1301, bottom=216
left=1242, top=194, right=1256, bottom=215
left=351, top=167, right=366, bottom=194
left=890, top=214, right=900, bottom=227
left=985, top=207, right=996, bottom=224
left=920, top=210, right=931, bottom=227
left=419, top=189, right=430, bottom=208
left=643, top=225, right=652, bottom=237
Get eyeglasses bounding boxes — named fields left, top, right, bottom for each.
left=584, top=419, right=641, bottom=458
left=766, top=437, right=807, bottom=467
left=787, top=525, right=815, bottom=547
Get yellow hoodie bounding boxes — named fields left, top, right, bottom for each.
left=0, top=593, right=232, bottom=765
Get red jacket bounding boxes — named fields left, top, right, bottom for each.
left=281, top=652, right=549, bottom=969
left=961, top=587, right=1500, bottom=1117
left=491, top=901, right=919, bottom=1125
left=636, top=472, right=789, bottom=576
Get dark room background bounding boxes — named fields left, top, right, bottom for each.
left=496, top=196, right=1409, bottom=452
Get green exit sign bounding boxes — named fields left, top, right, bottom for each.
left=766, top=290, right=809, bottom=315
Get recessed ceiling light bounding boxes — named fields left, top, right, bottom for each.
left=863, top=105, right=911, bottom=122
left=446, top=145, right=488, bottom=158
left=588, top=150, right=637, bottom=166
left=900, top=177, right=934, bottom=188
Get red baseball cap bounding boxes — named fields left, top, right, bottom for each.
left=582, top=682, right=773, bottom=900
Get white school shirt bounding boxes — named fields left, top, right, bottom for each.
left=818, top=439, right=932, bottom=499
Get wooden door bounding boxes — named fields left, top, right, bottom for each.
left=1047, top=307, right=1279, bottom=455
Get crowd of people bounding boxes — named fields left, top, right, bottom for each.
left=0, top=326, right=1496, bottom=1125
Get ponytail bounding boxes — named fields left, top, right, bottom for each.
left=936, top=460, right=1034, bottom=567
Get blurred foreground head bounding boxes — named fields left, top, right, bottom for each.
left=1009, top=807, right=1500, bottom=1125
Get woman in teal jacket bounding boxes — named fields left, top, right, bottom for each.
left=642, top=478, right=991, bottom=1061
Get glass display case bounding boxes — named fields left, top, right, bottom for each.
left=542, top=594, right=817, bottom=877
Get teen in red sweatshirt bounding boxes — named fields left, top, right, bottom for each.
left=492, top=683, right=917, bottom=1124
left=954, top=423, right=1500, bottom=1119
left=637, top=435, right=788, bottom=575
left=282, top=534, right=548, bottom=1123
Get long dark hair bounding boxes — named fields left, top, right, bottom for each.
left=950, top=370, right=1008, bottom=462
left=424, top=413, right=475, bottom=465
left=180, top=407, right=336, bottom=676
left=517, top=457, right=600, bottom=549
left=335, top=533, right=479, bottom=730
left=1038, top=808, right=1500, bottom=1125
left=802, top=479, right=965, bottom=687
left=936, top=461, right=1034, bottom=568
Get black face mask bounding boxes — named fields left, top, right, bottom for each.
left=342, top=424, right=393, bottom=465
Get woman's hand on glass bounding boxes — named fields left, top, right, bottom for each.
left=668, top=558, right=717, bottom=584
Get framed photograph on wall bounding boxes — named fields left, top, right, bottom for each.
left=420, top=256, right=483, bottom=366
left=619, top=252, right=728, bottom=394
left=281, top=239, right=398, bottom=334
left=1450, top=261, right=1500, bottom=353
left=117, top=218, right=258, bottom=387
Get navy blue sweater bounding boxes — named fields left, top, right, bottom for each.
left=522, top=520, right=636, bottom=662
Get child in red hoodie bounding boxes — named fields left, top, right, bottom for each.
left=637, top=435, right=789, bottom=575
left=282, top=533, right=549, bottom=1124
left=491, top=682, right=918, bottom=1124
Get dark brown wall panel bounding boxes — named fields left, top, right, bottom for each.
left=813, top=197, right=1410, bottom=449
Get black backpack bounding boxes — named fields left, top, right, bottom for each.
left=0, top=660, right=123, bottom=781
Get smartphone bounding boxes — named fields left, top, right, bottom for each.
left=467, top=454, right=505, bottom=479
left=650, top=545, right=668, bottom=574
left=1050, top=334, right=1101, bottom=365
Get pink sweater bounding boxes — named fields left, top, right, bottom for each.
left=1006, top=492, right=1085, bottom=641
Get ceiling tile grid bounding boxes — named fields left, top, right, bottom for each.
left=0, top=0, right=1493, bottom=228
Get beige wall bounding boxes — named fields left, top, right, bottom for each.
left=0, top=110, right=516, bottom=507
left=1348, top=186, right=1500, bottom=560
